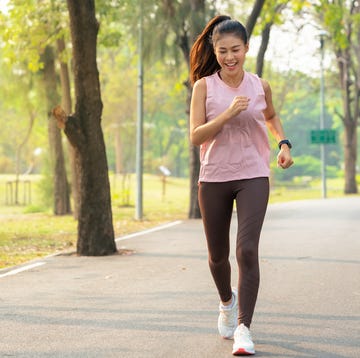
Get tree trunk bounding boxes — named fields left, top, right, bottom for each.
left=66, top=0, right=116, bottom=255
left=255, top=3, right=286, bottom=77
left=57, top=37, right=80, bottom=219
left=43, top=45, right=71, bottom=215
left=186, top=0, right=206, bottom=219
left=246, top=0, right=266, bottom=38
left=336, top=46, right=358, bottom=194
left=256, top=22, right=272, bottom=77
left=343, top=123, right=358, bottom=193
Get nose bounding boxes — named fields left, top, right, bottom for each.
left=224, top=51, right=234, bottom=61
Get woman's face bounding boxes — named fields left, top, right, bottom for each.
left=214, top=34, right=249, bottom=75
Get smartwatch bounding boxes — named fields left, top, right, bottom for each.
left=278, top=139, right=292, bottom=150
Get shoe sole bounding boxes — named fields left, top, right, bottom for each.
left=232, top=347, right=255, bottom=356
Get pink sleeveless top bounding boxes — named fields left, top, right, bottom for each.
left=199, top=71, right=270, bottom=182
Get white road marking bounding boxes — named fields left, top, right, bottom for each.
left=115, top=220, right=182, bottom=242
left=0, top=261, right=46, bottom=279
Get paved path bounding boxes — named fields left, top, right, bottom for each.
left=0, top=197, right=359, bottom=357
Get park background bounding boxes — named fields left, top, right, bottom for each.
left=0, top=0, right=359, bottom=269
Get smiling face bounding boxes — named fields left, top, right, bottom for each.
left=214, top=34, right=249, bottom=75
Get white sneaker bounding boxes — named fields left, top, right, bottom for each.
left=232, top=323, right=255, bottom=355
left=217, top=289, right=238, bottom=339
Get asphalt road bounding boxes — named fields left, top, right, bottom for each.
left=0, top=197, right=359, bottom=358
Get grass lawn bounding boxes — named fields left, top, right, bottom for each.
left=0, top=173, right=355, bottom=269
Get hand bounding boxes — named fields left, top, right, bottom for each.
left=227, top=96, right=250, bottom=117
left=277, top=147, right=294, bottom=169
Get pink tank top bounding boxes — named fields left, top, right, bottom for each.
left=199, top=71, right=270, bottom=182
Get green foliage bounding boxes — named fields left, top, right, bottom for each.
left=0, top=0, right=355, bottom=201
left=23, top=204, right=47, bottom=213
left=99, top=42, right=189, bottom=177
left=315, top=0, right=360, bottom=54
left=273, top=155, right=340, bottom=182
left=1, top=0, right=68, bottom=72
left=0, top=52, right=47, bottom=174
left=275, top=155, right=321, bottom=180
left=0, top=0, right=66, bottom=180
left=316, top=1, right=348, bottom=49
left=249, top=0, right=310, bottom=36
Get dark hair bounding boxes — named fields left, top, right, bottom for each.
left=189, top=15, right=248, bottom=85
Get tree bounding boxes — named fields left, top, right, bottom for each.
left=57, top=36, right=80, bottom=218
left=251, top=0, right=309, bottom=77
left=246, top=0, right=266, bottom=37
left=315, top=0, right=359, bottom=193
left=254, top=1, right=286, bottom=77
left=43, top=45, right=71, bottom=215
left=54, top=0, right=116, bottom=255
left=0, top=0, right=71, bottom=214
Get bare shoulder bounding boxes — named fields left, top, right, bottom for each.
left=193, top=77, right=207, bottom=94
left=260, top=78, right=271, bottom=93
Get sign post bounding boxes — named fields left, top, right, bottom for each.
left=318, top=31, right=327, bottom=199
left=310, top=128, right=336, bottom=199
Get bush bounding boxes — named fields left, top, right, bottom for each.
left=273, top=155, right=340, bottom=181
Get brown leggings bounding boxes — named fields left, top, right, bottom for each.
left=198, top=177, right=269, bottom=328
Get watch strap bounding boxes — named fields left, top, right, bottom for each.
left=278, top=139, right=292, bottom=149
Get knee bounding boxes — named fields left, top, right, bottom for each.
left=236, top=246, right=258, bottom=268
left=208, top=251, right=229, bottom=268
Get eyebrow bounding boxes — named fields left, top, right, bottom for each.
left=218, top=45, right=242, bottom=50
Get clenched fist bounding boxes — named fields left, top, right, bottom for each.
left=227, top=96, right=250, bottom=117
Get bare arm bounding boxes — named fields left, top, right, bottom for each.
left=189, top=78, right=250, bottom=146
left=262, top=79, right=294, bottom=169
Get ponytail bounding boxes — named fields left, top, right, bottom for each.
left=189, top=15, right=231, bottom=85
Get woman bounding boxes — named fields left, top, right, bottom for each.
left=189, top=15, right=293, bottom=356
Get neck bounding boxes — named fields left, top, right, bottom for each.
left=218, top=70, right=244, bottom=87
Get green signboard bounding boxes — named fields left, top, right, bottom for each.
left=310, top=129, right=337, bottom=144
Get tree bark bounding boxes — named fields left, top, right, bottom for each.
left=187, top=0, right=206, bottom=219
left=336, top=45, right=358, bottom=194
left=246, top=0, right=266, bottom=38
left=57, top=37, right=80, bottom=219
left=43, top=45, right=71, bottom=215
left=65, top=0, right=116, bottom=255
left=255, top=3, right=287, bottom=77
left=343, top=123, right=358, bottom=193
left=256, top=22, right=272, bottom=77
